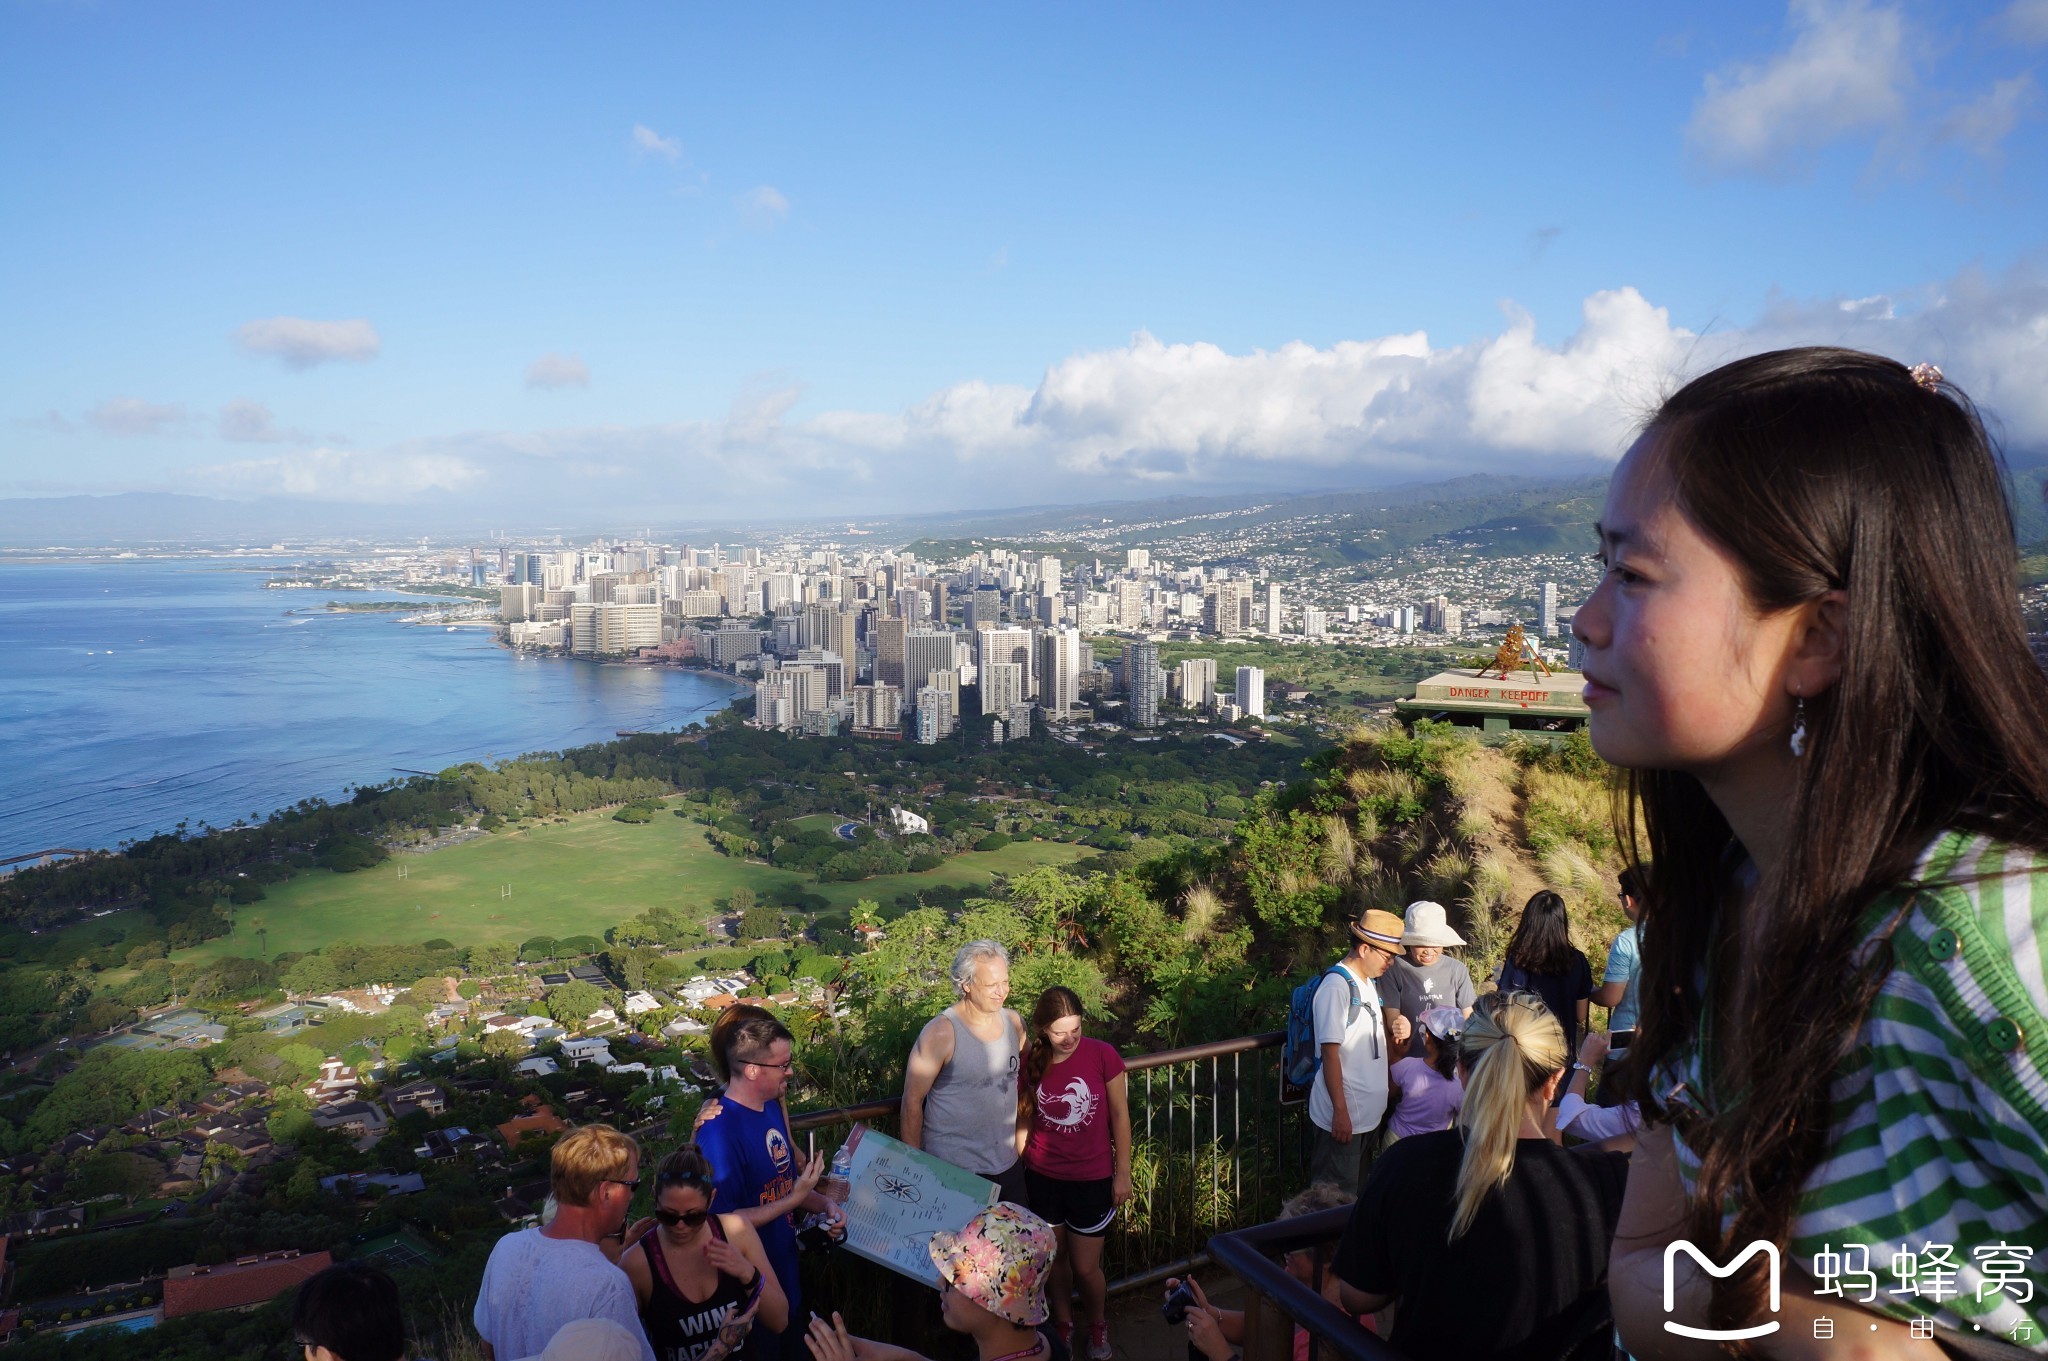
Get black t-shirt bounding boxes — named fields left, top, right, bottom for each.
left=1497, top=950, right=1594, bottom=1056
left=1332, top=1129, right=1628, bottom=1360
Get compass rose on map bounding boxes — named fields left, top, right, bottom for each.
left=876, top=1172, right=921, bottom=1203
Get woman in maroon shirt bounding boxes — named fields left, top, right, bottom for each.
left=1018, top=987, right=1132, bottom=1361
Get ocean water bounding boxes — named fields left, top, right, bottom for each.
left=0, top=560, right=742, bottom=858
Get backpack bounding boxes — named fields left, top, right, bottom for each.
left=1284, top=965, right=1364, bottom=1088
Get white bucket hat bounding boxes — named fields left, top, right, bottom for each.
left=1402, top=900, right=1467, bottom=949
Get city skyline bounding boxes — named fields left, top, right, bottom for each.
left=5, top=2, right=2046, bottom=521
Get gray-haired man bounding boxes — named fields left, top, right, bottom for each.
left=900, top=939, right=1030, bottom=1206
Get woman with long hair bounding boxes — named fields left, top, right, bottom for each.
left=1495, top=890, right=1594, bottom=1058
left=1582, top=349, right=2048, bottom=1354
left=1330, top=992, right=1629, bottom=1358
left=1016, top=986, right=1131, bottom=1361
left=621, top=1145, right=789, bottom=1361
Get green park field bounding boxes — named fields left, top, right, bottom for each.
left=165, top=802, right=1091, bottom=965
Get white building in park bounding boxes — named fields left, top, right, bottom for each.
left=890, top=806, right=930, bottom=836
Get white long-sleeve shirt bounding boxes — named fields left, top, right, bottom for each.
left=1557, top=1091, right=1641, bottom=1144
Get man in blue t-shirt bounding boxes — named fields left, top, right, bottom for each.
left=1589, top=866, right=1644, bottom=1107
left=695, top=1008, right=840, bottom=1361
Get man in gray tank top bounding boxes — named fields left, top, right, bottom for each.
left=900, top=939, right=1030, bottom=1208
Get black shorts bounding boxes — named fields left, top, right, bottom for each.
left=1024, top=1170, right=1116, bottom=1237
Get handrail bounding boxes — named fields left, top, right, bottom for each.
left=1207, top=1207, right=1406, bottom=1361
left=789, top=1030, right=1284, bottom=1134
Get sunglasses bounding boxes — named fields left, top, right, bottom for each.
left=606, top=1176, right=642, bottom=1193
left=655, top=1206, right=713, bottom=1228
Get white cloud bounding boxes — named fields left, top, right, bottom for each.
left=738, top=185, right=790, bottom=231
left=87, top=397, right=191, bottom=437
left=2000, top=0, right=2048, bottom=44
left=191, top=447, right=483, bottom=501
left=1939, top=74, right=2036, bottom=156
left=1687, top=0, right=1910, bottom=175
left=525, top=353, right=592, bottom=390
left=234, top=316, right=382, bottom=370
left=179, top=264, right=2048, bottom=513
left=631, top=123, right=683, bottom=162
left=217, top=399, right=309, bottom=444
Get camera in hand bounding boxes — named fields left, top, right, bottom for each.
left=1162, top=1281, right=1198, bottom=1325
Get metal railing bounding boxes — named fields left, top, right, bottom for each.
left=1206, top=1206, right=1402, bottom=1361
left=789, top=1031, right=1308, bottom=1299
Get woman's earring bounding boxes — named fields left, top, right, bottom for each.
left=1789, top=696, right=1809, bottom=758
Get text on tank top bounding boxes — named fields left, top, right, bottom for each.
left=639, top=1217, right=762, bottom=1361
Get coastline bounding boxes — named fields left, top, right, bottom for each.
left=0, top=559, right=750, bottom=859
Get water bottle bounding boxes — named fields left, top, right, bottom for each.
left=821, top=1127, right=858, bottom=1204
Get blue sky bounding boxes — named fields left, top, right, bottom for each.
left=3, top=1, right=2046, bottom=522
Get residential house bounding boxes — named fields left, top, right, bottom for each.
left=511, top=1055, right=559, bottom=1078
left=383, top=1080, right=448, bottom=1119
left=308, top=1101, right=389, bottom=1144
left=559, top=1037, right=614, bottom=1070
left=318, top=1171, right=426, bottom=1200
left=496, top=1106, right=567, bottom=1149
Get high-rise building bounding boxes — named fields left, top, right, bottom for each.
left=1038, top=556, right=1062, bottom=591
left=968, top=586, right=1003, bottom=630
left=1541, top=581, right=1559, bottom=638
left=1302, top=607, right=1327, bottom=638
left=1122, top=641, right=1163, bottom=728
left=979, top=627, right=1037, bottom=698
left=500, top=584, right=541, bottom=623
left=852, top=683, right=903, bottom=734
left=915, top=684, right=956, bottom=744
left=1441, top=604, right=1464, bottom=637
left=1265, top=581, right=1283, bottom=633
left=1038, top=626, right=1084, bottom=719
left=904, top=630, right=957, bottom=715
left=752, top=673, right=799, bottom=731
left=1126, top=548, right=1151, bottom=575
left=1236, top=665, right=1266, bottom=719
left=981, top=661, right=1024, bottom=722
left=1115, top=580, right=1145, bottom=629
left=875, top=617, right=907, bottom=689
left=1175, top=657, right=1217, bottom=710
left=1205, top=580, right=1250, bottom=637
left=569, top=602, right=662, bottom=656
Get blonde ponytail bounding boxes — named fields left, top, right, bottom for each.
left=1448, top=993, right=1568, bottom=1241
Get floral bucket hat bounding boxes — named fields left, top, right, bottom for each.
left=928, top=1201, right=1057, bottom=1325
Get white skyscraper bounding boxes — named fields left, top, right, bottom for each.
left=1541, top=581, right=1559, bottom=638
left=1235, top=665, right=1265, bottom=719
left=904, top=630, right=956, bottom=715
left=1265, top=581, right=1283, bottom=633
left=1115, top=580, right=1145, bottom=628
left=1302, top=607, right=1327, bottom=638
left=1038, top=626, right=1084, bottom=719
left=1126, top=548, right=1151, bottom=574
left=1176, top=657, right=1217, bottom=710
left=981, top=661, right=1024, bottom=723
left=980, top=627, right=1037, bottom=699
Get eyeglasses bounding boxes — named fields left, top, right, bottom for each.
left=1361, top=940, right=1399, bottom=958
left=739, top=1054, right=796, bottom=1071
left=605, top=1176, right=642, bottom=1193
left=655, top=1206, right=713, bottom=1228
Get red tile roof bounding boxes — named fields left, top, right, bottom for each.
left=496, top=1106, right=567, bottom=1148
left=161, top=1250, right=332, bottom=1318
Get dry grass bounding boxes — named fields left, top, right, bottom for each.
left=1181, top=882, right=1224, bottom=941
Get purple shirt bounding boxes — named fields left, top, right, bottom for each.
left=1386, top=1057, right=1463, bottom=1138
